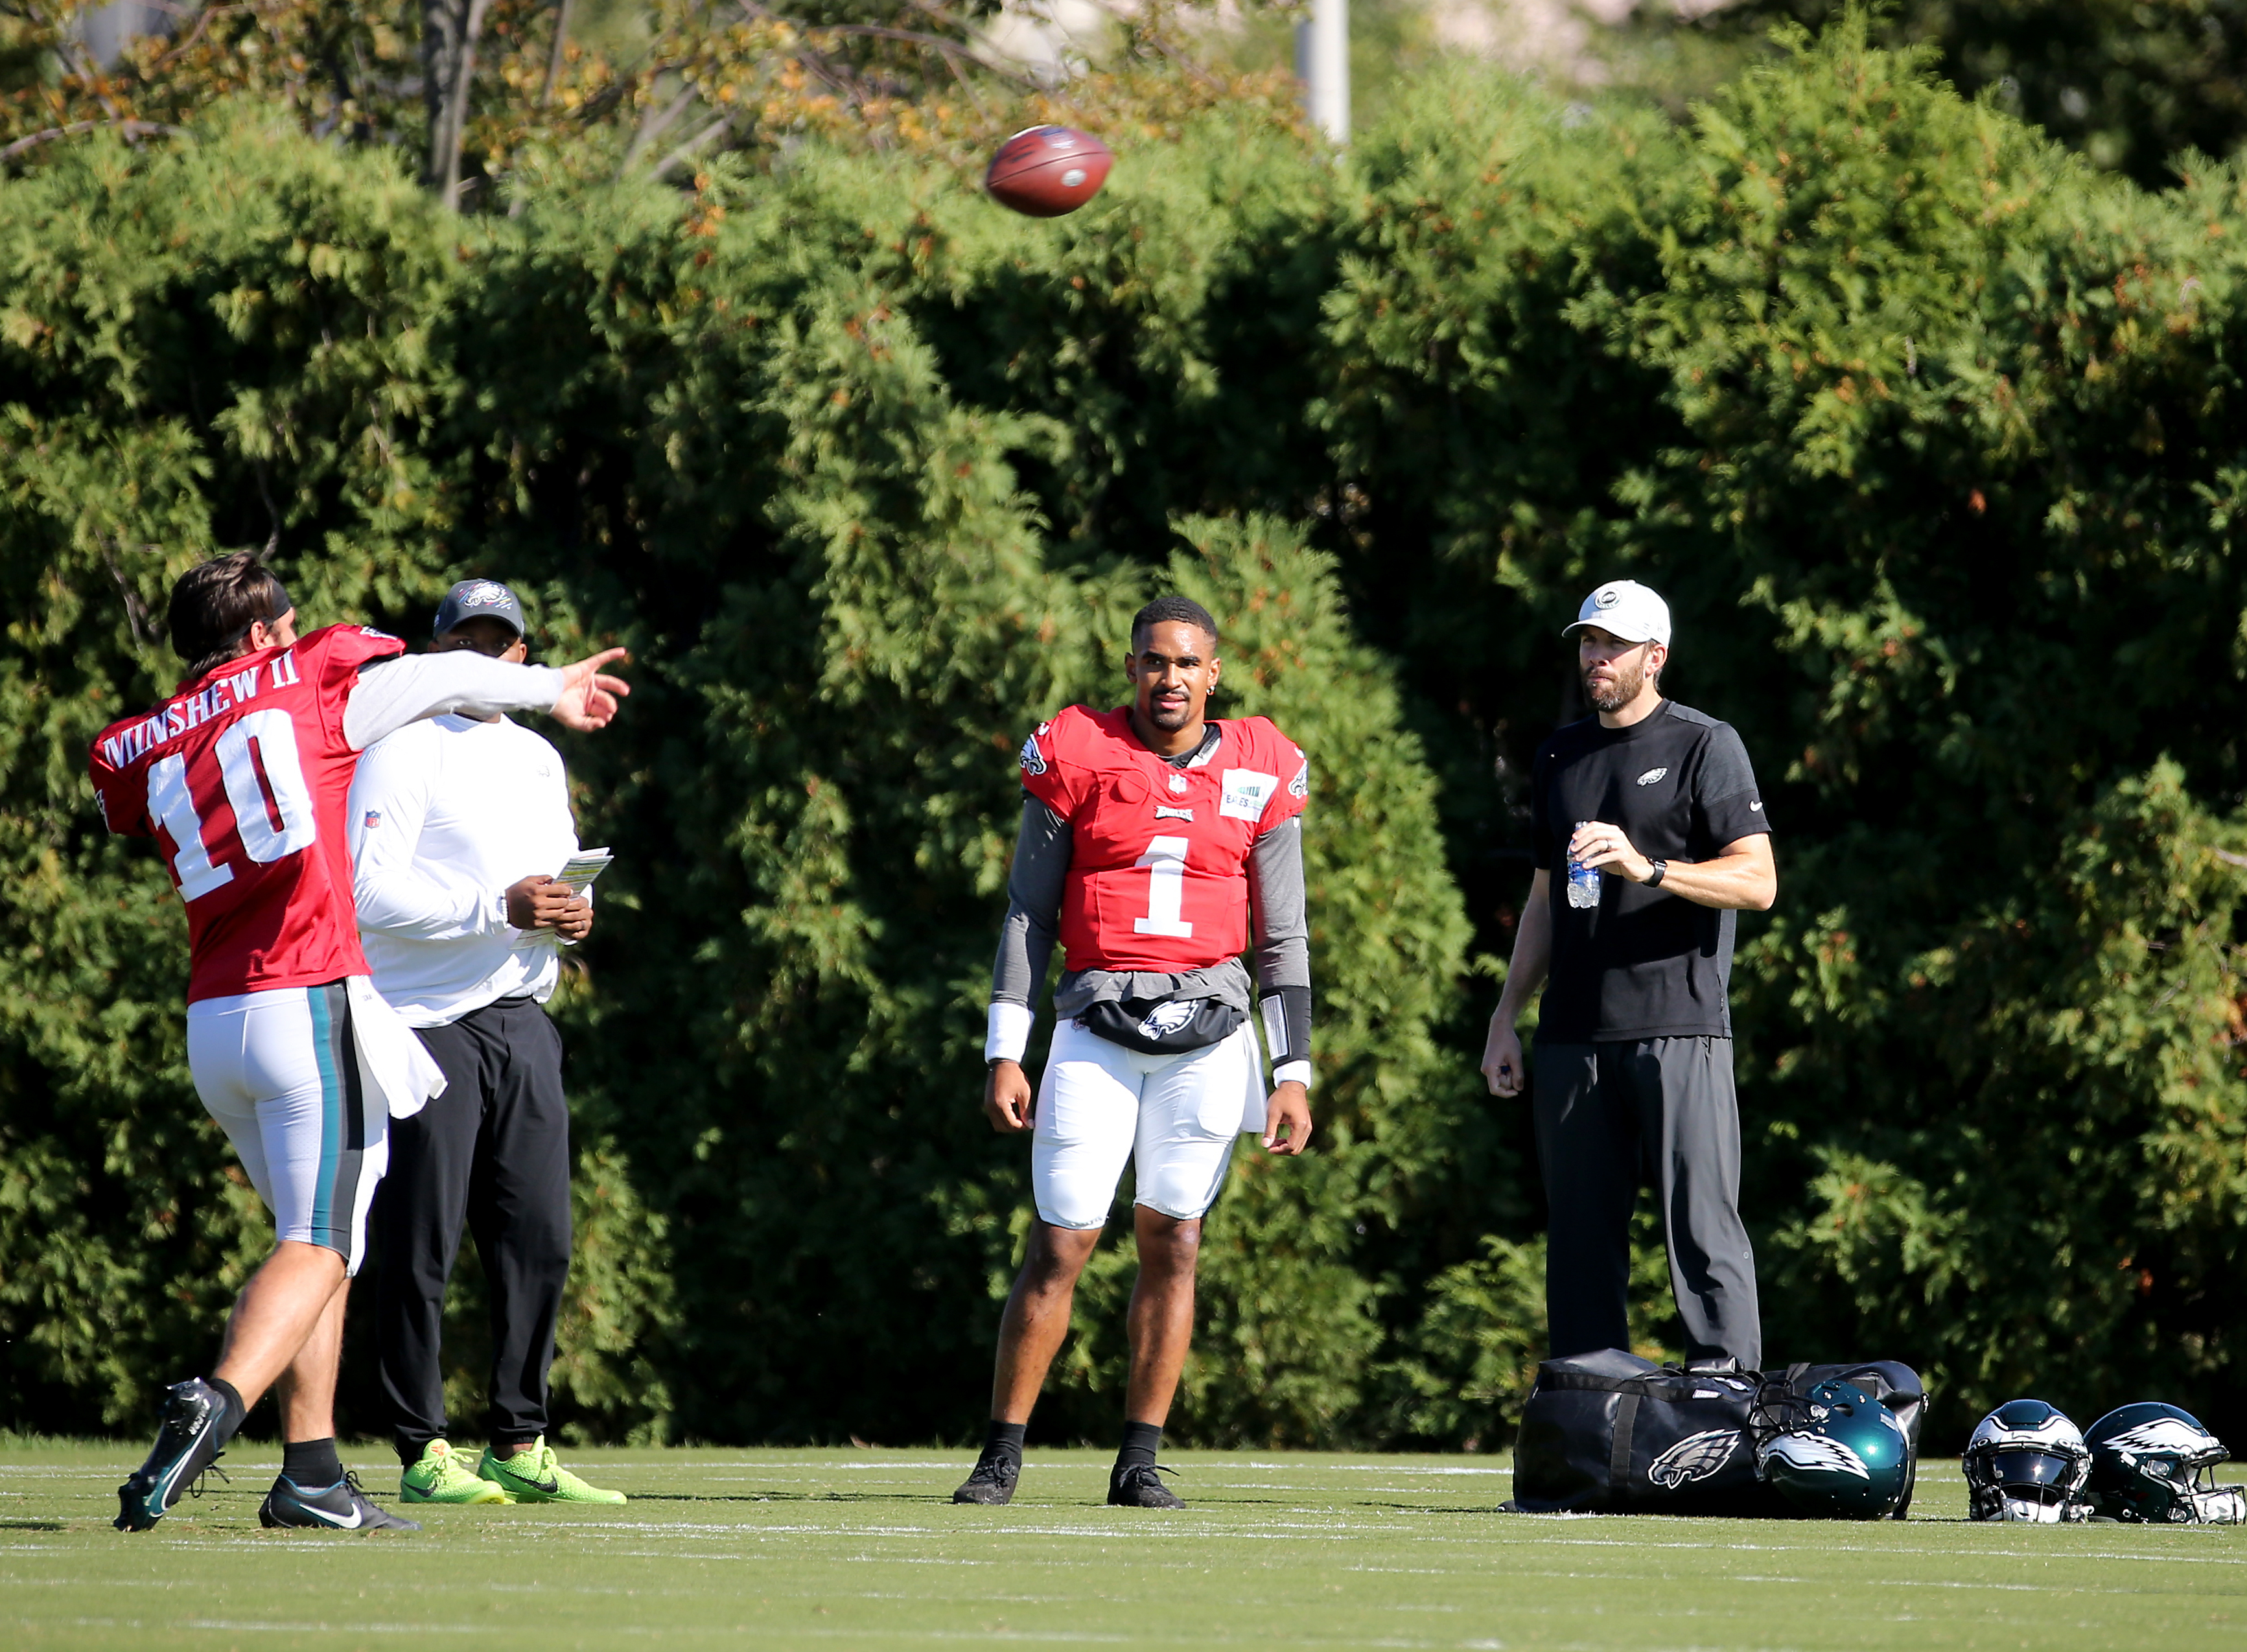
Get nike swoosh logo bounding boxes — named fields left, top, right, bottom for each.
left=505, top=1472, right=559, bottom=1495
left=1750, top=801, right=1764, bottom=811
left=295, top=1502, right=366, bottom=1529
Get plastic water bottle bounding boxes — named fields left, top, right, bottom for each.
left=1566, top=820, right=1600, bottom=910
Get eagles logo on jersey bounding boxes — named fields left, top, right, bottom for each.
left=1019, top=730, right=1049, bottom=777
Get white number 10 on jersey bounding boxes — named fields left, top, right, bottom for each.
left=1132, top=835, right=1194, bottom=938
left=145, top=709, right=319, bottom=900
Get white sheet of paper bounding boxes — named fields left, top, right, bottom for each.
left=532, top=849, right=612, bottom=946
left=557, top=848, right=612, bottom=896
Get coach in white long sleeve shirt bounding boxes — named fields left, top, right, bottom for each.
left=347, top=579, right=624, bottom=1509
left=351, top=699, right=582, bottom=1027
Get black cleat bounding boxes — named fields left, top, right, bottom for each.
left=951, top=1452, right=1021, bottom=1506
left=259, top=1471, right=421, bottom=1532
left=1108, top=1462, right=1185, bottom=1510
left=115, top=1378, right=233, bottom=1533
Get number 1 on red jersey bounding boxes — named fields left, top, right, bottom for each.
left=1132, top=835, right=1194, bottom=938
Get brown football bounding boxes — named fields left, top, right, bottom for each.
left=985, top=125, right=1113, bottom=218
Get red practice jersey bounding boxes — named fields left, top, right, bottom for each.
left=89, top=623, right=406, bottom=1003
left=1019, top=705, right=1309, bottom=974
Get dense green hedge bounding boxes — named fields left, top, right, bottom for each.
left=7, top=21, right=2247, bottom=1448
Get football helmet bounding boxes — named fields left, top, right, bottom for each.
left=2084, top=1403, right=2246, bottom=1524
left=1754, top=1378, right=1911, bottom=1518
left=1963, top=1399, right=2090, bottom=1522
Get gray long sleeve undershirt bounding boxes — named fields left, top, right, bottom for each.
left=343, top=652, right=568, bottom=750
left=989, top=798, right=1314, bottom=1067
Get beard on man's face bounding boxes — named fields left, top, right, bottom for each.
left=1583, top=655, right=1644, bottom=714
left=1145, top=690, right=1195, bottom=729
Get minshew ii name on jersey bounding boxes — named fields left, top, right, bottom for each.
left=97, top=649, right=307, bottom=771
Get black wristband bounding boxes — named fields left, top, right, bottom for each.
left=1647, top=859, right=1668, bottom=888
left=1259, top=984, right=1314, bottom=1070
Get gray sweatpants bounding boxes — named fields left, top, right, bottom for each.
left=1531, top=1037, right=1761, bottom=1368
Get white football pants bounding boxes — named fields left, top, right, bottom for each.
left=1031, top=1018, right=1266, bottom=1230
left=185, top=981, right=388, bottom=1275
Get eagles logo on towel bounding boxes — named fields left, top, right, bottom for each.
left=1647, top=1428, right=1741, bottom=1489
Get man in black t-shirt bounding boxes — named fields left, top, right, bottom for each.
left=1481, top=580, right=1777, bottom=1368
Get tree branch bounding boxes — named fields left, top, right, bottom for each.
left=815, top=21, right=1045, bottom=86
left=1, top=119, right=191, bottom=161
left=651, top=114, right=734, bottom=180
left=732, top=0, right=1045, bottom=89
left=153, top=3, right=251, bottom=69
left=619, top=83, right=700, bottom=173
left=541, top=0, right=574, bottom=106
left=424, top=0, right=496, bottom=210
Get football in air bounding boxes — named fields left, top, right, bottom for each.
left=986, top=126, right=1113, bottom=218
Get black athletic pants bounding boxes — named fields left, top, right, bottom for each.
left=374, top=996, right=572, bottom=1462
left=1531, top=1036, right=1762, bottom=1369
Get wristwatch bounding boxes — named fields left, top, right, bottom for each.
left=1646, top=859, right=1668, bottom=887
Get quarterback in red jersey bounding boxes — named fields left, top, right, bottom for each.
left=93, top=616, right=408, bottom=1003
left=954, top=596, right=1314, bottom=1510
left=89, top=553, right=629, bottom=1535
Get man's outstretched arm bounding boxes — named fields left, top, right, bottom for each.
left=343, top=647, right=630, bottom=749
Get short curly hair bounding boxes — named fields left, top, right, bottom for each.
left=1131, top=595, right=1220, bottom=651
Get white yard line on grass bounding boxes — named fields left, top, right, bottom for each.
left=546, top=1460, right=972, bottom=1471
left=183, top=1623, right=495, bottom=1635
left=1246, top=1463, right=1513, bottom=1476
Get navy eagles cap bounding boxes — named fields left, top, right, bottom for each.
left=433, top=579, right=526, bottom=640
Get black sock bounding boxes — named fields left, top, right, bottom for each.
left=283, top=1437, right=344, bottom=1487
left=981, top=1420, right=1027, bottom=1467
left=1117, top=1421, right=1163, bottom=1472
left=397, top=1436, right=432, bottom=1469
left=207, top=1377, right=248, bottom=1447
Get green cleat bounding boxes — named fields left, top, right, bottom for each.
left=475, top=1437, right=626, bottom=1505
left=401, top=1439, right=509, bottom=1505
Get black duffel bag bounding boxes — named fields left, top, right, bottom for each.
left=1508, top=1347, right=1926, bottom=1517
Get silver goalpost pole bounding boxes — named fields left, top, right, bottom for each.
left=1294, top=0, right=1351, bottom=147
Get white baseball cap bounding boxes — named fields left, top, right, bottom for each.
left=1563, top=579, right=1670, bottom=647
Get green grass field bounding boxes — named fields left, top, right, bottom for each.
left=4, top=1443, right=2243, bottom=1649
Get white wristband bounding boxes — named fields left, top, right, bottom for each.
left=985, top=1001, right=1034, bottom=1064
left=1273, top=1060, right=1313, bottom=1089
